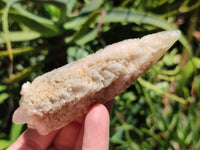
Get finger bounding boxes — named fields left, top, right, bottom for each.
left=51, top=116, right=84, bottom=150
left=73, top=123, right=84, bottom=150
left=82, top=104, right=110, bottom=150
left=74, top=101, right=112, bottom=150
left=7, top=128, right=58, bottom=150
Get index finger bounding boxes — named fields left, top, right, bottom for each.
left=51, top=116, right=84, bottom=150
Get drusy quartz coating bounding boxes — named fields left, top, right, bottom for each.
left=13, top=30, right=181, bottom=135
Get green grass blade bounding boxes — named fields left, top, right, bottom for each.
left=0, top=31, right=41, bottom=43
left=80, top=0, right=104, bottom=14
left=2, top=1, right=13, bottom=61
left=63, top=16, right=86, bottom=30
left=14, top=0, right=68, bottom=24
left=142, top=87, right=156, bottom=113
left=76, top=28, right=98, bottom=45
left=65, top=11, right=101, bottom=44
left=9, top=13, right=59, bottom=37
left=12, top=3, right=54, bottom=26
left=138, top=78, right=187, bottom=104
left=5, top=66, right=37, bottom=84
left=141, top=128, right=164, bottom=145
left=0, top=47, right=34, bottom=57
left=8, top=3, right=60, bottom=37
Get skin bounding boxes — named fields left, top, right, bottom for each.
left=7, top=102, right=112, bottom=150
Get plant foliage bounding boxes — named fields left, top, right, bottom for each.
left=0, top=0, right=200, bottom=149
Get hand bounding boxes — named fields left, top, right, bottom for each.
left=7, top=103, right=111, bottom=150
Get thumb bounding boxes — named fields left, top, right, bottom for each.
left=82, top=104, right=110, bottom=150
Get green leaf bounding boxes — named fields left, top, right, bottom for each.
left=80, top=0, right=104, bottom=14
left=0, top=93, right=9, bottom=103
left=5, top=65, right=37, bottom=84
left=0, top=139, right=11, bottom=149
left=0, top=85, right=7, bottom=92
left=67, top=46, right=88, bottom=62
left=177, top=57, right=200, bottom=90
left=66, top=0, right=77, bottom=16
left=76, top=28, right=98, bottom=45
left=6, top=2, right=64, bottom=37
left=0, top=47, right=34, bottom=57
left=2, top=0, right=13, bottom=61
left=138, top=78, right=187, bottom=104
left=141, top=128, right=164, bottom=145
left=63, top=16, right=86, bottom=30
left=43, top=4, right=60, bottom=21
left=12, top=3, right=55, bottom=26
left=10, top=124, right=23, bottom=142
left=22, top=0, right=68, bottom=24
left=0, top=31, right=41, bottom=43
left=163, top=49, right=179, bottom=67
left=122, top=91, right=136, bottom=101
left=0, top=85, right=8, bottom=104
left=9, top=13, right=59, bottom=37
left=102, top=9, right=192, bottom=56
left=39, top=0, right=68, bottom=24
left=64, top=8, right=192, bottom=56
left=110, top=126, right=124, bottom=143
left=194, top=75, right=200, bottom=98
left=65, top=11, right=101, bottom=44
left=193, top=57, right=200, bottom=68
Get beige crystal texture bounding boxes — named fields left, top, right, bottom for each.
left=13, top=30, right=181, bottom=135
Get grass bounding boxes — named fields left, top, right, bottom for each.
left=0, top=0, right=200, bottom=149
